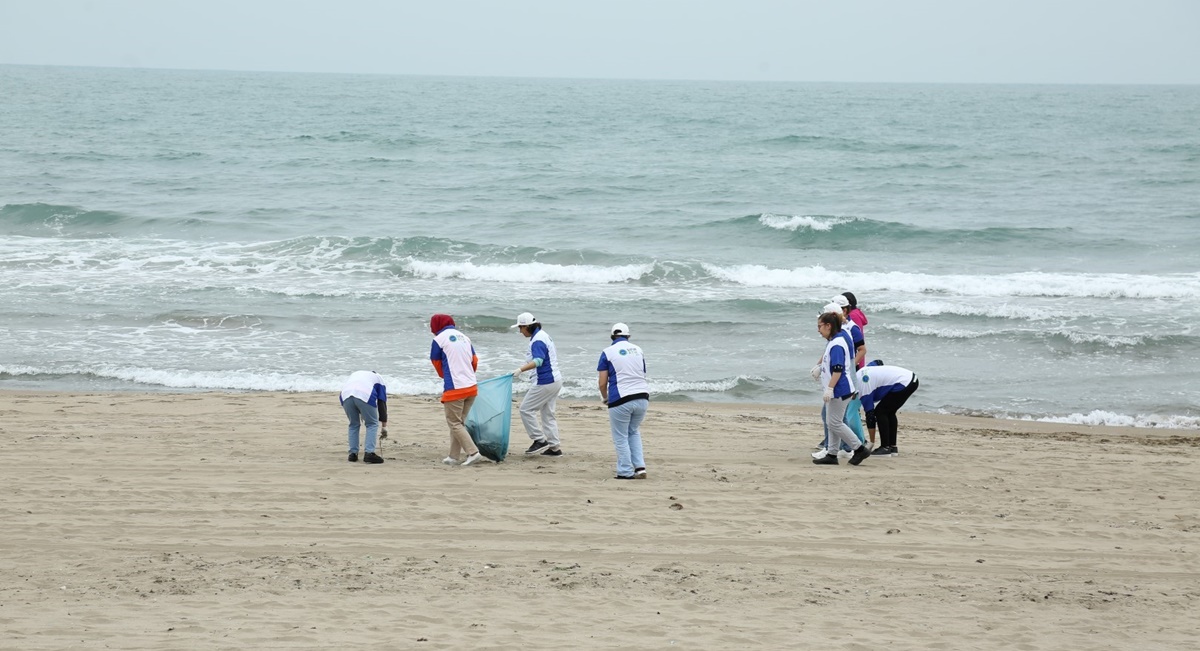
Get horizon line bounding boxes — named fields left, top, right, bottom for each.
left=2, top=62, right=1197, bottom=88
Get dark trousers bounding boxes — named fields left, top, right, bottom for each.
left=876, top=377, right=919, bottom=448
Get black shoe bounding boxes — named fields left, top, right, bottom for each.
left=614, top=475, right=636, bottom=480
left=348, top=453, right=358, bottom=462
left=525, top=439, right=551, bottom=455
left=872, top=446, right=897, bottom=457
left=849, top=445, right=871, bottom=466
left=812, top=454, right=839, bottom=465
left=634, top=467, right=647, bottom=479
left=363, top=452, right=384, bottom=464
left=541, top=447, right=563, bottom=457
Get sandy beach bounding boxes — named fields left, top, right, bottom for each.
left=1, top=390, right=1197, bottom=650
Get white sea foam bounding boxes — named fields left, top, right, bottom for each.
left=1026, top=410, right=1200, bottom=430
left=650, top=376, right=756, bottom=394
left=758, top=213, right=851, bottom=232
left=875, top=300, right=1062, bottom=321
left=9, top=235, right=1199, bottom=301
left=0, top=364, right=443, bottom=395
left=1059, top=331, right=1148, bottom=347
left=702, top=263, right=830, bottom=287
left=556, top=375, right=759, bottom=399
left=878, top=323, right=1152, bottom=347
left=877, top=323, right=999, bottom=339
left=700, top=264, right=1200, bottom=299
left=404, top=259, right=653, bottom=284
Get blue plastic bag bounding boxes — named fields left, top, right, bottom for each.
left=465, top=374, right=513, bottom=462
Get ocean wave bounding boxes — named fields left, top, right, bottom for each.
left=755, top=134, right=956, bottom=153
left=1026, top=410, right=1200, bottom=430
left=874, top=300, right=1064, bottom=321
left=725, top=213, right=1082, bottom=250
left=700, top=264, right=1200, bottom=299
left=294, top=130, right=432, bottom=148
left=1056, top=331, right=1152, bottom=348
left=0, top=202, right=130, bottom=237
left=877, top=324, right=999, bottom=339
left=757, top=213, right=852, bottom=232
left=403, top=259, right=653, bottom=284
left=934, top=407, right=1200, bottom=430
left=0, top=364, right=441, bottom=394
left=556, top=375, right=764, bottom=399
left=1, top=363, right=765, bottom=400
left=149, top=312, right=265, bottom=331
left=651, top=375, right=764, bottom=395
left=456, top=315, right=522, bottom=332
left=153, top=150, right=207, bottom=161
left=877, top=323, right=1170, bottom=348
left=0, top=202, right=229, bottom=239
left=7, top=228, right=1198, bottom=301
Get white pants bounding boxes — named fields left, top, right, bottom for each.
left=519, top=380, right=562, bottom=447
left=825, top=396, right=860, bottom=451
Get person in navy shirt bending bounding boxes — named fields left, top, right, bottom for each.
left=339, top=370, right=388, bottom=464
left=856, top=362, right=919, bottom=457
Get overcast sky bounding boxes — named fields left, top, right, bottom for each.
left=1, top=0, right=1197, bottom=84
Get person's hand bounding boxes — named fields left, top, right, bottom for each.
left=380, top=427, right=388, bottom=439
left=810, top=364, right=822, bottom=382
left=822, top=387, right=833, bottom=403
left=512, top=367, right=524, bottom=377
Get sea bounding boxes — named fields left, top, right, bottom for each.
left=2, top=65, right=1198, bottom=429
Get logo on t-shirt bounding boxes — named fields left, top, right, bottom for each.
left=618, top=349, right=628, bottom=356
left=449, top=335, right=458, bottom=342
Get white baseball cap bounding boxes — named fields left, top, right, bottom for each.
left=611, top=322, right=631, bottom=336
left=831, top=294, right=850, bottom=308
left=510, top=312, right=538, bottom=328
left=820, top=302, right=842, bottom=316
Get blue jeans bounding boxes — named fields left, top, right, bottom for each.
left=608, top=399, right=647, bottom=477
left=343, top=397, right=379, bottom=454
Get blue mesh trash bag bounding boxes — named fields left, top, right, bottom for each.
left=465, top=374, right=513, bottom=462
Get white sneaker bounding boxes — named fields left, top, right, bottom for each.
left=811, top=448, right=829, bottom=459
left=460, top=452, right=485, bottom=466
left=837, top=449, right=853, bottom=460
left=441, top=456, right=458, bottom=465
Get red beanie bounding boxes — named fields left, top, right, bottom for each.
left=430, top=313, right=455, bottom=334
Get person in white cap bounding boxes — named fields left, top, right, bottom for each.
left=812, top=311, right=870, bottom=466
left=832, top=294, right=866, bottom=370
left=597, top=322, right=649, bottom=479
left=811, top=302, right=866, bottom=461
left=510, top=312, right=564, bottom=456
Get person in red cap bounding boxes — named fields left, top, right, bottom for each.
left=429, top=314, right=485, bottom=466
